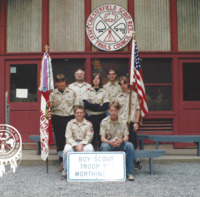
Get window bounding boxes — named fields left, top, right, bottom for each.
left=10, top=64, right=37, bottom=102
left=145, top=86, right=172, bottom=111
left=142, top=59, right=172, bottom=111
left=92, top=58, right=129, bottom=85
left=183, top=63, right=200, bottom=101
left=51, top=59, right=85, bottom=84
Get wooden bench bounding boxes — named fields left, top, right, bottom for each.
left=29, top=134, right=149, bottom=155
left=137, top=134, right=148, bottom=150
left=29, top=135, right=56, bottom=155
left=148, top=135, right=200, bottom=156
left=134, top=149, right=166, bottom=175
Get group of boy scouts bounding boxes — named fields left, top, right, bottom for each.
left=50, top=68, right=142, bottom=181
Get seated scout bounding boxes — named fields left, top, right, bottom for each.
left=100, top=102, right=135, bottom=181
left=61, top=106, right=94, bottom=180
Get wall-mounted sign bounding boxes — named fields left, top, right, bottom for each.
left=0, top=124, right=22, bottom=177
left=86, top=4, right=134, bottom=51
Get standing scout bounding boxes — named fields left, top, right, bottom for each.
left=115, top=76, right=142, bottom=170
left=68, top=69, right=91, bottom=106
left=50, top=74, right=76, bottom=165
left=61, top=106, right=94, bottom=180
left=103, top=68, right=121, bottom=103
left=83, top=73, right=109, bottom=151
left=100, top=102, right=135, bottom=181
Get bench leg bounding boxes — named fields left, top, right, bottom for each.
left=37, top=141, right=41, bottom=155
left=197, top=142, right=200, bottom=157
left=140, top=140, right=144, bottom=150
left=149, top=158, right=153, bottom=175
left=156, top=142, right=159, bottom=149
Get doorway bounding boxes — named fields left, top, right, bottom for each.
left=178, top=60, right=200, bottom=135
left=5, top=60, right=41, bottom=143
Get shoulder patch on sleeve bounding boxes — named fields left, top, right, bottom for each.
left=90, top=125, right=94, bottom=133
left=88, top=120, right=92, bottom=125
left=87, top=121, right=94, bottom=133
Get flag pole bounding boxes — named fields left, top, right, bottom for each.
left=46, top=158, right=48, bottom=174
left=128, top=32, right=136, bottom=128
left=44, top=44, right=49, bottom=174
left=40, top=44, right=54, bottom=174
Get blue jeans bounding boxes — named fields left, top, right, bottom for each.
left=100, top=142, right=134, bottom=175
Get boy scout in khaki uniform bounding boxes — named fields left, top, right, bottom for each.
left=83, top=87, right=109, bottom=116
left=115, top=76, right=142, bottom=170
left=50, top=88, right=76, bottom=116
left=115, top=89, right=140, bottom=123
left=50, top=74, right=76, bottom=164
left=68, top=69, right=91, bottom=106
left=83, top=73, right=109, bottom=150
left=100, top=102, right=135, bottom=181
left=103, top=69, right=121, bottom=103
left=61, top=106, right=94, bottom=179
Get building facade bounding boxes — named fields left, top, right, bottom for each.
left=0, top=0, right=200, bottom=148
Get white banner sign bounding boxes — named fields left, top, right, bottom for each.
left=67, top=152, right=126, bottom=182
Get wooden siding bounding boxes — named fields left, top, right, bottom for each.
left=7, top=0, right=42, bottom=52
left=134, top=0, right=171, bottom=51
left=177, top=0, right=200, bottom=51
left=49, top=0, right=85, bottom=52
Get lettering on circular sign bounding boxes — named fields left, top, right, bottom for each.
left=86, top=4, right=134, bottom=51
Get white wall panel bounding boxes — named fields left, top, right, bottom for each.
left=134, top=0, right=170, bottom=51
left=7, top=0, right=42, bottom=52
left=49, top=0, right=85, bottom=52
left=177, top=0, right=200, bottom=51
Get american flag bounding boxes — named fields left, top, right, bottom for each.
left=130, top=40, right=148, bottom=117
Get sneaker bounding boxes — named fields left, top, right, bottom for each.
left=58, top=162, right=63, bottom=172
left=134, top=160, right=142, bottom=170
left=127, top=174, right=135, bottom=181
left=60, top=172, right=67, bottom=180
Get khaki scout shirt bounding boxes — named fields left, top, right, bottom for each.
left=100, top=116, right=129, bottom=140
left=103, top=80, right=121, bottom=103
left=65, top=118, right=94, bottom=147
left=50, top=88, right=76, bottom=116
left=68, top=82, right=91, bottom=106
left=83, top=87, right=109, bottom=115
left=115, top=90, right=140, bottom=123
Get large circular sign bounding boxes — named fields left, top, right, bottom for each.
left=0, top=124, right=22, bottom=177
left=86, top=4, right=134, bottom=51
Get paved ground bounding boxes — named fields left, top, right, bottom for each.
left=1, top=160, right=200, bottom=197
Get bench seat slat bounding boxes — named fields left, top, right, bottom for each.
left=148, top=135, right=200, bottom=156
left=148, top=135, right=200, bottom=142
left=134, top=150, right=166, bottom=159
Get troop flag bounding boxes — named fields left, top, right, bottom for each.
left=130, top=38, right=148, bottom=117
left=39, top=48, right=54, bottom=161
